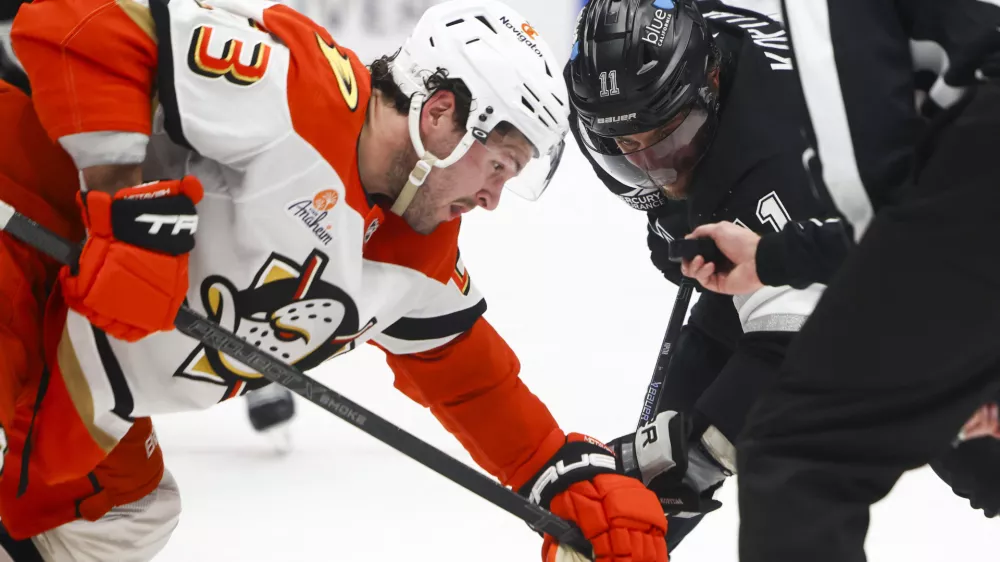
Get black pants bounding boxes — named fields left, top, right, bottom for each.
left=737, top=83, right=1000, bottom=562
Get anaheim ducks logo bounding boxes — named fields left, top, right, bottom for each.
left=173, top=250, right=376, bottom=400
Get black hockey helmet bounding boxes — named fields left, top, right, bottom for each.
left=569, top=0, right=720, bottom=200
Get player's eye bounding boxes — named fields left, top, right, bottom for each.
left=492, top=161, right=506, bottom=173
left=616, top=138, right=638, bottom=151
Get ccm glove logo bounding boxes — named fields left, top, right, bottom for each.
left=135, top=214, right=199, bottom=235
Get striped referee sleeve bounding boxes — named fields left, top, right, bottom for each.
left=780, top=0, right=919, bottom=238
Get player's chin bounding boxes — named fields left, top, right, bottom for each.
left=659, top=175, right=694, bottom=200
left=404, top=212, right=446, bottom=236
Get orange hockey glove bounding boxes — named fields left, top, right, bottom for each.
left=61, top=176, right=203, bottom=342
left=519, top=433, right=668, bottom=562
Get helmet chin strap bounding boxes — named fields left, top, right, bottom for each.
left=390, top=92, right=477, bottom=216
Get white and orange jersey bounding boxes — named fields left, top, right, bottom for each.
left=12, top=0, right=564, bottom=490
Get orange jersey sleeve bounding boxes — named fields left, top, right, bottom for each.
left=379, top=318, right=565, bottom=489
left=11, top=0, right=157, bottom=141
left=0, top=81, right=82, bottom=240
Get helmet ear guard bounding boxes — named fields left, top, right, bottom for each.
left=386, top=0, right=571, bottom=216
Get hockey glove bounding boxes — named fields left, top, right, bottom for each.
left=932, top=435, right=1000, bottom=518
left=61, top=176, right=203, bottom=342
left=519, top=433, right=668, bottom=562
left=608, top=411, right=724, bottom=518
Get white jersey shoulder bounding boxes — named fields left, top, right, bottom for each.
left=59, top=0, right=489, bottom=450
left=154, top=0, right=295, bottom=170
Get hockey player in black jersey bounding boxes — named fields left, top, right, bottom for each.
left=565, top=0, right=831, bottom=548
left=566, top=0, right=1000, bottom=552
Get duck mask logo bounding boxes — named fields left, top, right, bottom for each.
left=173, top=250, right=377, bottom=400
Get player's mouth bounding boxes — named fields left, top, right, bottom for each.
left=448, top=204, right=472, bottom=220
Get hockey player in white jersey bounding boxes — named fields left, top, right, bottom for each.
left=0, top=0, right=668, bottom=560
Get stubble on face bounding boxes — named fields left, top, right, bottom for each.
left=402, top=165, right=480, bottom=235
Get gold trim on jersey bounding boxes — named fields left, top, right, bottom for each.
left=57, top=327, right=119, bottom=453
left=116, top=0, right=157, bottom=42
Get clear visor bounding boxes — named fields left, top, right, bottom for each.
left=579, top=103, right=716, bottom=193
left=478, top=125, right=566, bottom=202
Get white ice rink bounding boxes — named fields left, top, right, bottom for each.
left=151, top=146, right=999, bottom=561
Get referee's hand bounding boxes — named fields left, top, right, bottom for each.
left=681, top=222, right=763, bottom=295
left=959, top=403, right=1000, bottom=442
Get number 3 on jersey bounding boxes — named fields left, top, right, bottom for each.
left=187, top=25, right=272, bottom=85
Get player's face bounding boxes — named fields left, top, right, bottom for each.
left=613, top=109, right=701, bottom=199
left=403, top=127, right=533, bottom=234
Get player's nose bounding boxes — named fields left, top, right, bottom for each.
left=477, top=179, right=503, bottom=211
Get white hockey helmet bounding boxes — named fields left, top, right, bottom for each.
left=388, top=0, right=570, bottom=215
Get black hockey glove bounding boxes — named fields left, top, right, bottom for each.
left=607, top=411, right=723, bottom=518
left=931, top=435, right=1000, bottom=518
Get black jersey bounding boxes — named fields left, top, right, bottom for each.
left=754, top=0, right=1000, bottom=288
left=568, top=2, right=832, bottom=332
left=566, top=3, right=836, bottom=548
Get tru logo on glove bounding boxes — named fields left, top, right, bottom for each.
left=134, top=214, right=198, bottom=236
left=527, top=451, right=616, bottom=505
left=61, top=176, right=204, bottom=341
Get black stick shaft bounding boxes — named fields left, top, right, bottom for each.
left=0, top=202, right=593, bottom=556
left=637, top=279, right=695, bottom=429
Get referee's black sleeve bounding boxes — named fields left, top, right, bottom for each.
left=755, top=218, right=854, bottom=289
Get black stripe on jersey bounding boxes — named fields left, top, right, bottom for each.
left=0, top=522, right=44, bottom=562
left=93, top=328, right=137, bottom=423
left=382, top=299, right=487, bottom=341
left=150, top=0, right=194, bottom=150
left=17, top=367, right=50, bottom=497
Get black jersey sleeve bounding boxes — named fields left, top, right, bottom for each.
left=755, top=217, right=855, bottom=289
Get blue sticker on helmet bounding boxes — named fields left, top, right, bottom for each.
left=570, top=41, right=580, bottom=60
left=653, top=0, right=675, bottom=9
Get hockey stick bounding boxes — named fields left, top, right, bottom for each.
left=0, top=200, right=593, bottom=557
left=636, top=278, right=695, bottom=429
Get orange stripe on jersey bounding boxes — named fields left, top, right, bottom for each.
left=226, top=380, right=246, bottom=400
left=257, top=4, right=373, bottom=220
left=11, top=0, right=159, bottom=141
left=187, top=25, right=271, bottom=86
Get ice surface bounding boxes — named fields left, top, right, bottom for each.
left=152, top=137, right=999, bottom=562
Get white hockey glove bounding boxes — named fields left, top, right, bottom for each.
left=608, top=411, right=725, bottom=518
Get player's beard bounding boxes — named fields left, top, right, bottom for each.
left=659, top=169, right=695, bottom=200
left=376, top=149, right=439, bottom=235
left=401, top=185, right=441, bottom=235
